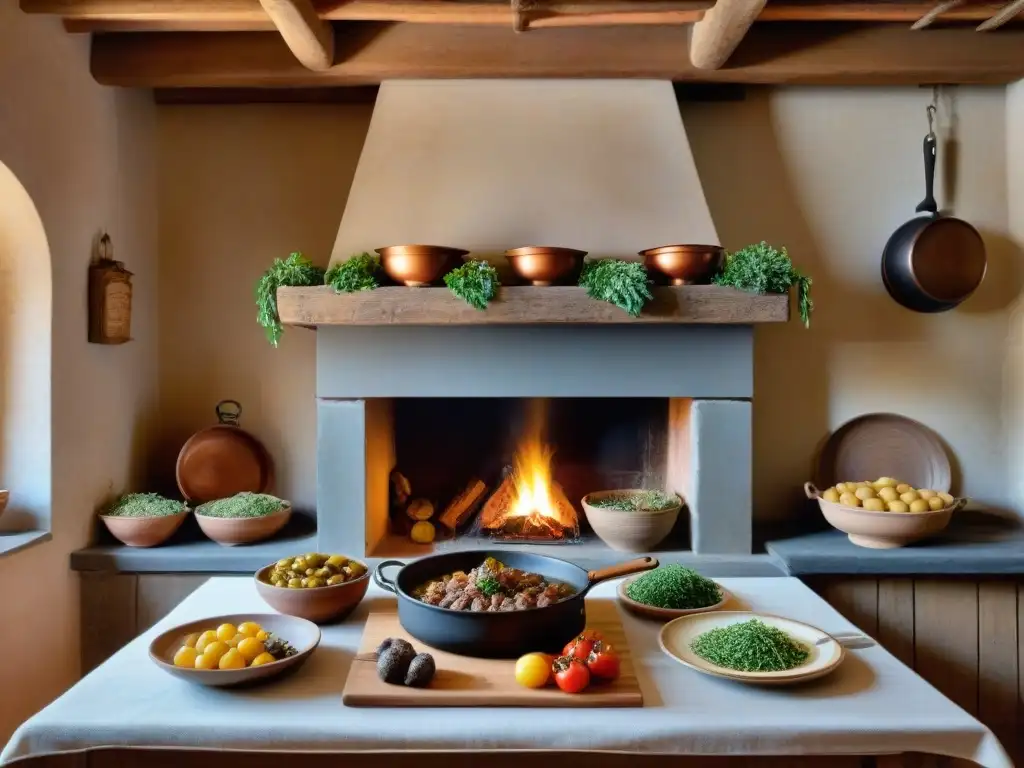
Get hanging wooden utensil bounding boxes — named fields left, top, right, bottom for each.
left=175, top=400, right=273, bottom=504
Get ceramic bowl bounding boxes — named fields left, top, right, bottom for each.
left=581, top=490, right=682, bottom=553
left=149, top=612, right=320, bottom=687
left=255, top=558, right=370, bottom=623
left=805, top=482, right=963, bottom=549
left=640, top=244, right=724, bottom=286
left=617, top=575, right=731, bottom=621
left=100, top=509, right=189, bottom=548
left=0, top=490, right=9, bottom=521
left=505, top=247, right=587, bottom=286
left=376, top=245, right=469, bottom=287
left=195, top=504, right=291, bottom=546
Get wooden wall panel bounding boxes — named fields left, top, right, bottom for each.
left=877, top=579, right=914, bottom=667
left=79, top=572, right=137, bottom=675
left=978, top=583, right=1017, bottom=753
left=135, top=575, right=207, bottom=633
left=914, top=580, right=979, bottom=716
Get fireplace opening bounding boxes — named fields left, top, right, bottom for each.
left=373, top=397, right=688, bottom=555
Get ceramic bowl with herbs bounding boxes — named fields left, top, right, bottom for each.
left=618, top=564, right=729, bottom=620
left=581, top=489, right=682, bottom=552
left=100, top=492, right=190, bottom=548
left=195, top=492, right=291, bottom=546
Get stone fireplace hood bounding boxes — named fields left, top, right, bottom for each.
left=328, top=79, right=719, bottom=262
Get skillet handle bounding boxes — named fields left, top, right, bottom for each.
left=916, top=132, right=939, bottom=215
left=373, top=560, right=404, bottom=594
left=587, top=556, right=659, bottom=585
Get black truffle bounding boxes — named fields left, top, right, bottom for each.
left=376, top=637, right=415, bottom=657
left=405, top=653, right=436, bottom=687
left=377, top=643, right=416, bottom=685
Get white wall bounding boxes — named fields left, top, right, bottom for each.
left=0, top=3, right=158, bottom=743
left=157, top=86, right=1018, bottom=523
left=1006, top=81, right=1024, bottom=516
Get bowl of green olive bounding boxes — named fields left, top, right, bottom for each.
left=255, top=553, right=369, bottom=623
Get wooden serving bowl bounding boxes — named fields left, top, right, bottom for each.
left=195, top=504, right=291, bottom=546
left=376, top=245, right=469, bottom=287
left=640, top=244, right=724, bottom=286
left=255, top=561, right=370, bottom=624
left=149, top=612, right=320, bottom=688
left=805, top=482, right=964, bottom=549
left=505, top=247, right=587, bottom=286
left=581, top=490, right=681, bottom=553
left=100, top=510, right=189, bottom=548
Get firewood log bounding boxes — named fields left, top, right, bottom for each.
left=439, top=478, right=488, bottom=531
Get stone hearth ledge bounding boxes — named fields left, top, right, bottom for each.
left=2, top=577, right=1010, bottom=767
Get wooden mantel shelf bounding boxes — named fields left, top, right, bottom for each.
left=276, top=284, right=789, bottom=326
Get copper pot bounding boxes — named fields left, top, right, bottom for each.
left=505, top=247, right=587, bottom=286
left=640, top=244, right=724, bottom=286
left=376, top=245, right=469, bottom=287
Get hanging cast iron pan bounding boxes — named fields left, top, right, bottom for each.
left=881, top=107, right=987, bottom=313
left=175, top=400, right=274, bottom=504
left=374, top=550, right=658, bottom=658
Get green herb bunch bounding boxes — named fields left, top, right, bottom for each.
left=713, top=241, right=813, bottom=328
left=445, top=260, right=499, bottom=310
left=476, top=576, right=502, bottom=597
left=104, top=492, right=186, bottom=518
left=196, top=492, right=287, bottom=519
left=589, top=490, right=680, bottom=512
left=256, top=252, right=326, bottom=347
left=626, top=565, right=721, bottom=611
left=578, top=260, right=653, bottom=318
left=690, top=618, right=810, bottom=672
left=325, top=252, right=381, bottom=293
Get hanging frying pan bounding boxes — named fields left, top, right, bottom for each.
left=881, top=105, right=987, bottom=313
left=175, top=400, right=273, bottom=504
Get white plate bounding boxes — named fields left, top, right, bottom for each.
left=658, top=611, right=845, bottom=686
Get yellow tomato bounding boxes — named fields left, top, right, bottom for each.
left=182, top=632, right=201, bottom=649
left=173, top=646, right=199, bottom=668
left=237, top=637, right=266, bottom=663
left=219, top=649, right=246, bottom=670
left=195, top=630, right=218, bottom=653
left=237, top=622, right=262, bottom=638
left=202, top=640, right=229, bottom=663
left=250, top=652, right=276, bottom=667
left=227, top=633, right=246, bottom=649
left=514, top=653, right=552, bottom=689
left=256, top=630, right=270, bottom=642
left=194, top=653, right=218, bottom=670
left=216, top=623, right=238, bottom=643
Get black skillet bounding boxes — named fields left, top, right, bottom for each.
left=373, top=550, right=658, bottom=658
left=881, top=105, right=987, bottom=313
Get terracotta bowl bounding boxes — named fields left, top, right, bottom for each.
left=195, top=504, right=291, bottom=546
left=640, top=244, right=724, bottom=286
left=0, top=490, right=8, bottom=521
left=255, top=559, right=370, bottom=623
left=505, top=247, right=587, bottom=286
left=805, top=482, right=964, bottom=549
left=376, top=245, right=469, bottom=287
left=99, top=510, right=189, bottom=548
left=581, top=490, right=682, bottom=553
left=149, top=612, right=320, bottom=688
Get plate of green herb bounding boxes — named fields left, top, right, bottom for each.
left=659, top=611, right=845, bottom=686
left=195, top=492, right=292, bottom=546
left=617, top=565, right=730, bottom=620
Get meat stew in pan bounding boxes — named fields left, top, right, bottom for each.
left=413, top=556, right=577, bottom=612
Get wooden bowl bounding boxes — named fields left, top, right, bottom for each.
left=505, top=247, right=587, bottom=286
left=149, top=612, right=320, bottom=688
left=617, top=575, right=731, bottom=621
left=581, top=490, right=681, bottom=553
left=195, top=504, right=291, bottom=546
left=100, top=510, right=189, bottom=548
left=255, top=560, right=370, bottom=623
left=805, top=482, right=964, bottom=549
left=376, top=245, right=469, bottom=287
left=640, top=244, right=724, bottom=286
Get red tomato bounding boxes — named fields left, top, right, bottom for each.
left=552, top=655, right=590, bottom=694
left=586, top=641, right=621, bottom=681
left=562, top=629, right=604, bottom=660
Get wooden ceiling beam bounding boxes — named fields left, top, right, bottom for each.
left=90, top=22, right=1024, bottom=87
left=258, top=0, right=335, bottom=70
left=690, top=0, right=766, bottom=69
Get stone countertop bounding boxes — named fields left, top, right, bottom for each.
left=767, top=512, right=1024, bottom=576
left=1, top=577, right=1010, bottom=767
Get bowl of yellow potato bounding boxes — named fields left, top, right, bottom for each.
left=805, top=478, right=966, bottom=549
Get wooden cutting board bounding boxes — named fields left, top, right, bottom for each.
left=342, top=599, right=643, bottom=707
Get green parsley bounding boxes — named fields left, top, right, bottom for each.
left=690, top=619, right=810, bottom=672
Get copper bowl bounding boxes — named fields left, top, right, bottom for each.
left=640, top=244, right=724, bottom=286
left=376, top=245, right=469, bottom=287
left=505, top=247, right=588, bottom=286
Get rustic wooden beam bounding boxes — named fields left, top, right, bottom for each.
left=690, top=0, right=767, bottom=69
left=91, top=23, right=1024, bottom=87
left=22, top=0, right=1023, bottom=32
left=258, top=0, right=334, bottom=70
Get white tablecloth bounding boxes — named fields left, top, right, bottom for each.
left=1, top=577, right=1012, bottom=766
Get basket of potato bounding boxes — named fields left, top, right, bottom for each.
left=805, top=478, right=966, bottom=550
